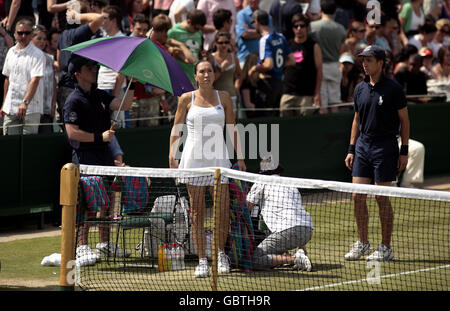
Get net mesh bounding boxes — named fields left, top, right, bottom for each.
left=68, top=164, right=450, bottom=291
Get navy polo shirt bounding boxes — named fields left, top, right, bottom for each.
left=63, top=85, right=115, bottom=165
left=353, top=75, right=407, bottom=140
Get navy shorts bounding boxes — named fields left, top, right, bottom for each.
left=352, top=136, right=399, bottom=182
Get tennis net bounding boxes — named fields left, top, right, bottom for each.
left=60, top=163, right=450, bottom=291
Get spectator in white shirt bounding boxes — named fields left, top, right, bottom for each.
left=1, top=18, right=45, bottom=135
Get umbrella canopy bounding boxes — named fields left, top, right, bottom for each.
left=64, top=36, right=194, bottom=96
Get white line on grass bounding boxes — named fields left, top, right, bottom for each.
left=298, top=264, right=450, bottom=291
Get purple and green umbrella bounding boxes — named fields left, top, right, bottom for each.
left=64, top=36, right=194, bottom=96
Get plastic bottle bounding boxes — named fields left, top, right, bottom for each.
left=164, top=243, right=171, bottom=271
left=157, top=243, right=166, bottom=272
left=171, top=243, right=179, bottom=270
left=177, top=244, right=185, bottom=270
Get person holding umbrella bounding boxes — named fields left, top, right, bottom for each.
left=63, top=54, right=135, bottom=266
left=169, top=60, right=246, bottom=278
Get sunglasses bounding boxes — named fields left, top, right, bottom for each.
left=293, top=23, right=307, bottom=29
left=354, top=29, right=365, bottom=33
left=16, top=31, right=32, bottom=36
left=216, top=41, right=230, bottom=45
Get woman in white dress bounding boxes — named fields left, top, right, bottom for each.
left=169, top=60, right=246, bottom=278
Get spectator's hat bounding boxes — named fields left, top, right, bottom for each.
left=358, top=45, right=386, bottom=61
left=339, top=54, right=354, bottom=64
left=258, top=156, right=284, bottom=175
left=436, top=18, right=450, bottom=31
left=419, top=47, right=433, bottom=58
left=68, top=54, right=97, bottom=76
left=251, top=10, right=269, bottom=26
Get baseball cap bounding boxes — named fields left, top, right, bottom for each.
left=258, top=156, right=284, bottom=175
left=339, top=54, right=354, bottom=64
left=358, top=45, right=386, bottom=61
left=68, top=54, right=97, bottom=76
left=251, top=10, right=269, bottom=26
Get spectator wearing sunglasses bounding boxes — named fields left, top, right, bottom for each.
left=280, top=13, right=323, bottom=117
left=361, top=20, right=389, bottom=51
left=1, top=18, right=46, bottom=135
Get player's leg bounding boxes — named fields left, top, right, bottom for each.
left=187, top=184, right=210, bottom=277
left=187, top=184, right=207, bottom=259
left=208, top=183, right=231, bottom=273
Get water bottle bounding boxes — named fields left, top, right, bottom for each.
left=171, top=243, right=179, bottom=270
left=164, top=243, right=171, bottom=271
left=157, top=243, right=165, bottom=272
left=177, top=244, right=185, bottom=270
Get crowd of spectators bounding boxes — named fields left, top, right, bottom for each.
left=0, top=0, right=449, bottom=135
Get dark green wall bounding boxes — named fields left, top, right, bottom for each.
left=1, top=102, right=449, bottom=217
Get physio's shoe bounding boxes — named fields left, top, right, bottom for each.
left=194, top=258, right=210, bottom=278
left=344, top=241, right=371, bottom=261
left=293, top=249, right=312, bottom=272
left=366, top=244, right=394, bottom=262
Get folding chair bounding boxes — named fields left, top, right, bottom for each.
left=114, top=180, right=190, bottom=266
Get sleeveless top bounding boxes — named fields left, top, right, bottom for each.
left=179, top=91, right=232, bottom=170
left=212, top=53, right=237, bottom=97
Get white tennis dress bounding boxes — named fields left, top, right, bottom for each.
left=178, top=91, right=231, bottom=186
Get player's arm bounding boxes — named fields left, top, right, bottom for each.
left=169, top=92, right=190, bottom=168
left=345, top=112, right=361, bottom=171
left=397, top=106, right=410, bottom=172
left=222, top=91, right=246, bottom=171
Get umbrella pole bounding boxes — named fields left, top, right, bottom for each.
left=110, top=78, right=133, bottom=130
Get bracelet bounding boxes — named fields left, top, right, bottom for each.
left=400, top=145, right=409, bottom=156
left=94, top=133, right=103, bottom=143
left=348, top=144, right=356, bottom=154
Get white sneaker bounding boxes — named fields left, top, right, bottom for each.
left=218, top=251, right=231, bottom=274
left=194, top=258, right=210, bottom=278
left=367, top=244, right=394, bottom=262
left=293, top=249, right=312, bottom=272
left=344, top=241, right=371, bottom=261
left=76, top=245, right=98, bottom=267
left=96, top=242, right=131, bottom=258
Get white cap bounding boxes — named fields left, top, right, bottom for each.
left=259, top=156, right=279, bottom=172
left=339, top=54, right=354, bottom=64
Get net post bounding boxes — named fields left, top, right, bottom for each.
left=210, top=168, right=221, bottom=291
left=59, top=163, right=80, bottom=291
